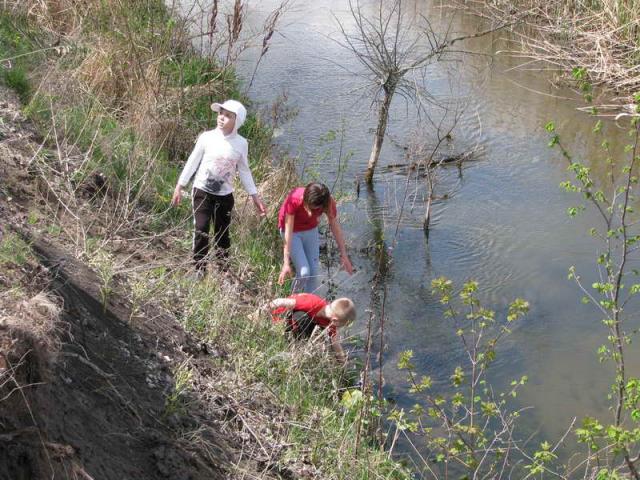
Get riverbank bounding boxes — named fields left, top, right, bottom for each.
left=474, top=0, right=640, bottom=102
left=0, top=1, right=409, bottom=478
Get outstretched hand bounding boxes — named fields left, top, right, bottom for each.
left=171, top=185, right=183, bottom=207
left=278, top=263, right=293, bottom=285
left=252, top=195, right=267, bottom=217
left=341, top=255, right=354, bottom=275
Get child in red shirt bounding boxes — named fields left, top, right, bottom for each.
left=269, top=293, right=356, bottom=363
left=277, top=182, right=353, bottom=292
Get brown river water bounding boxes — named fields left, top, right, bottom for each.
left=177, top=0, right=640, bottom=471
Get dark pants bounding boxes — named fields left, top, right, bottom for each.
left=192, top=187, right=234, bottom=271
left=286, top=310, right=318, bottom=340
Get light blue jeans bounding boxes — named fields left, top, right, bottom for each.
left=281, top=227, right=320, bottom=293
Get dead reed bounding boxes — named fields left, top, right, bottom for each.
left=467, top=0, right=640, bottom=102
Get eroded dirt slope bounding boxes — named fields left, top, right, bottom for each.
left=1, top=236, right=233, bottom=480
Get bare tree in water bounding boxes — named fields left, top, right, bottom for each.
left=407, top=106, right=484, bottom=238
left=335, top=0, right=507, bottom=186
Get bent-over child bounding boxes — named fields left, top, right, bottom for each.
left=171, top=99, right=266, bottom=277
left=278, top=182, right=353, bottom=293
left=269, top=293, right=356, bottom=364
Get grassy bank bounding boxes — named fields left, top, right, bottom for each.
left=477, top=0, right=640, bottom=100
left=0, top=0, right=410, bottom=477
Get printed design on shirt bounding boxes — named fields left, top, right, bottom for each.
left=197, top=145, right=242, bottom=194
left=204, top=177, right=225, bottom=194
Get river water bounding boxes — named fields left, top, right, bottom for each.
left=179, top=0, right=640, bottom=471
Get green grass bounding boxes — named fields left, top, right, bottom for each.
left=170, top=273, right=411, bottom=479
left=1, top=1, right=412, bottom=477
left=163, top=360, right=194, bottom=418
left=0, top=15, right=40, bottom=102
left=23, top=92, right=52, bottom=125
left=0, top=233, right=33, bottom=266
left=161, top=55, right=244, bottom=131
left=161, top=55, right=228, bottom=88
left=242, top=112, right=274, bottom=182
left=88, top=0, right=172, bottom=38
left=232, top=217, right=282, bottom=282
left=4, top=67, right=30, bottom=102
left=153, top=122, right=408, bottom=480
left=46, top=224, right=62, bottom=237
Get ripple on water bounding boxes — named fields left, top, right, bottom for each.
left=444, top=223, right=526, bottom=286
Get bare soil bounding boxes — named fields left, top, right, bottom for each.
left=1, top=236, right=233, bottom=480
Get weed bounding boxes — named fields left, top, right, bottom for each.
left=164, top=360, right=194, bottom=418
left=0, top=15, right=40, bottom=100
left=129, top=274, right=152, bottom=323
left=0, top=233, right=32, bottom=266
left=4, top=66, right=30, bottom=102
left=26, top=210, right=39, bottom=225
left=23, top=92, right=52, bottom=125
left=87, top=249, right=115, bottom=312
left=46, top=224, right=62, bottom=237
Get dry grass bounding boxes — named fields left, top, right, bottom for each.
left=21, top=0, right=87, bottom=36
left=73, top=37, right=137, bottom=104
left=0, top=1, right=411, bottom=478
left=2, top=0, right=293, bottom=259
left=19, top=292, right=62, bottom=348
left=466, top=0, right=640, bottom=101
left=2, top=291, right=63, bottom=355
left=0, top=286, right=64, bottom=420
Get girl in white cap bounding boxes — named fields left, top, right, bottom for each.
left=171, top=99, right=266, bottom=276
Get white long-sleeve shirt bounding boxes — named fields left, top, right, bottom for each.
left=177, top=129, right=257, bottom=196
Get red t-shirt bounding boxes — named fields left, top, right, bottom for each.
left=278, top=187, right=338, bottom=232
left=271, top=293, right=337, bottom=338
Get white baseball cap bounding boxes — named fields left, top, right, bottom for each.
left=211, top=99, right=247, bottom=130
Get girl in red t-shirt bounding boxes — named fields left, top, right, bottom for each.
left=277, top=182, right=353, bottom=292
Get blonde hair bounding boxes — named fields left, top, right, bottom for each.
left=331, top=297, right=356, bottom=326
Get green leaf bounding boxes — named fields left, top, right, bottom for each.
left=572, top=67, right=587, bottom=80
left=397, top=350, right=415, bottom=370
left=593, top=120, right=603, bottom=133
left=451, top=366, right=465, bottom=387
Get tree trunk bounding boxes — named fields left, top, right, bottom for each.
left=424, top=192, right=432, bottom=240
left=365, top=88, right=394, bottom=185
left=424, top=166, right=435, bottom=240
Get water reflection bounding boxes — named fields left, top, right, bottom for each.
left=178, top=0, right=640, bottom=471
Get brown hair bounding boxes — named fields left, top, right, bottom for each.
left=303, top=182, right=331, bottom=213
left=331, top=297, right=356, bottom=326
